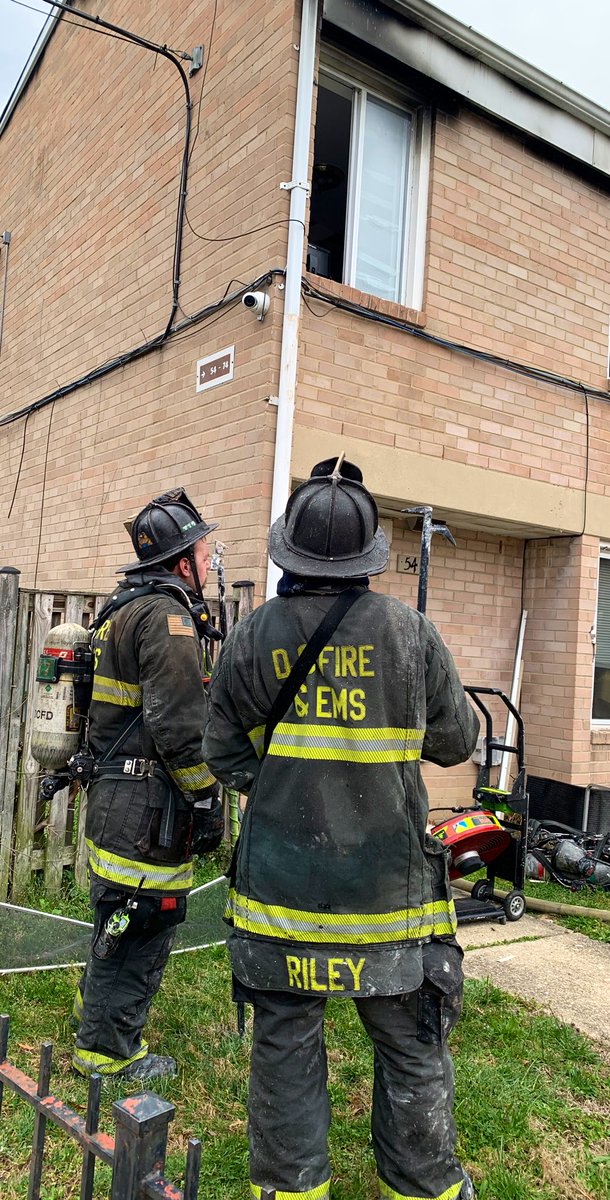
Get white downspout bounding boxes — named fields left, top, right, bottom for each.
left=265, top=0, right=319, bottom=600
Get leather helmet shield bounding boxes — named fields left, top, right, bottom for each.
left=269, top=473, right=388, bottom=578
left=120, top=487, right=218, bottom=573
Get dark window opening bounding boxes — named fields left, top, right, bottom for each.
left=308, top=79, right=352, bottom=282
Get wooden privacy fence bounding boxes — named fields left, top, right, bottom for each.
left=0, top=569, right=106, bottom=901
left=0, top=568, right=254, bottom=902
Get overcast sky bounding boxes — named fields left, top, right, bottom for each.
left=0, top=0, right=609, bottom=114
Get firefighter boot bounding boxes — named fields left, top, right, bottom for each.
left=460, top=1172, right=475, bottom=1199
left=117, top=1053, right=177, bottom=1081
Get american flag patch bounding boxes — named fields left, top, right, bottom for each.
left=167, top=614, right=194, bottom=637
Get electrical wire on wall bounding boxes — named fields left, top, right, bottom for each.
left=0, top=269, right=284, bottom=435
left=302, top=277, right=597, bottom=539
left=301, top=277, right=610, bottom=404
left=0, top=0, right=209, bottom=530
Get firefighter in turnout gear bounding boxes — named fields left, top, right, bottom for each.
left=202, top=458, right=479, bottom=1200
left=72, top=488, right=224, bottom=1081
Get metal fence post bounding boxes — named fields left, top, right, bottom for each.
left=110, top=1092, right=174, bottom=1200
left=28, top=1040, right=53, bottom=1200
left=0, top=1014, right=8, bottom=1117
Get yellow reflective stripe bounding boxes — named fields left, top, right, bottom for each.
left=169, top=762, right=215, bottom=791
left=247, top=723, right=424, bottom=764
left=72, top=987, right=83, bottom=1023
left=248, top=726, right=265, bottom=756
left=91, top=674, right=142, bottom=707
left=269, top=744, right=422, bottom=763
left=271, top=724, right=423, bottom=741
left=251, top=1180, right=330, bottom=1200
left=86, top=839, right=193, bottom=891
left=379, top=1177, right=463, bottom=1200
left=226, top=890, right=456, bottom=943
left=72, top=1042, right=149, bottom=1076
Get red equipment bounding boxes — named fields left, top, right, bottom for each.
left=431, top=811, right=511, bottom=880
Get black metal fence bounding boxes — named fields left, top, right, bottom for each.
left=0, top=1013, right=206, bottom=1200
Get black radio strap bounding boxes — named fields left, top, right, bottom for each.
left=262, top=586, right=367, bottom=760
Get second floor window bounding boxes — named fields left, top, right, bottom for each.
left=593, top=554, right=610, bottom=722
left=308, top=64, right=430, bottom=308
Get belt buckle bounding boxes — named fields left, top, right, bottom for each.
left=123, top=758, right=148, bottom=778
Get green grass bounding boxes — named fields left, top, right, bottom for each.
left=1, top=865, right=609, bottom=1199
left=467, top=867, right=610, bottom=942
left=522, top=878, right=610, bottom=942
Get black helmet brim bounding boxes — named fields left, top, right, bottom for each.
left=268, top=515, right=388, bottom=577
left=119, top=519, right=219, bottom=574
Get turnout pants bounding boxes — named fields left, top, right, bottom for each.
left=246, top=960, right=466, bottom=1200
left=72, top=884, right=186, bottom=1075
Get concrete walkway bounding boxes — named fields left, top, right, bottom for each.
left=455, top=908, right=610, bottom=1044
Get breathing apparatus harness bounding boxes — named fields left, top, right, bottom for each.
left=34, top=573, right=220, bottom=809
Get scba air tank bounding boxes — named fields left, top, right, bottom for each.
left=31, top=623, right=92, bottom=771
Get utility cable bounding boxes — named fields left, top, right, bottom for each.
left=0, top=269, right=284, bottom=432
left=6, top=0, right=177, bottom=54
left=32, top=401, right=54, bottom=588
left=34, top=0, right=192, bottom=337
left=301, top=278, right=610, bottom=404
left=184, top=211, right=306, bottom=244
left=7, top=410, right=30, bottom=519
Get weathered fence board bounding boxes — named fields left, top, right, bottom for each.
left=1, top=591, right=30, bottom=898
left=12, top=593, right=54, bottom=898
left=0, top=588, right=105, bottom=899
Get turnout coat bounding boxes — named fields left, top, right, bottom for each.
left=86, top=571, right=217, bottom=897
left=203, top=586, right=479, bottom=997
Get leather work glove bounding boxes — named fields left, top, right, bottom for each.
left=191, top=784, right=224, bottom=856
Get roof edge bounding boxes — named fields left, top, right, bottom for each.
left=386, top=0, right=610, bottom=136
left=0, top=4, right=72, bottom=139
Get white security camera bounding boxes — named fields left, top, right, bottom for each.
left=242, top=291, right=269, bottom=320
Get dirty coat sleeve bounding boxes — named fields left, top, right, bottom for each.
left=202, top=631, right=260, bottom=793
left=421, top=618, right=479, bottom=766
left=135, top=598, right=216, bottom=800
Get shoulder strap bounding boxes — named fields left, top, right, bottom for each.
left=91, top=583, right=159, bottom=632
left=97, top=708, right=144, bottom=765
left=262, top=586, right=367, bottom=759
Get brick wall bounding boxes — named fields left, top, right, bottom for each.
left=371, top=521, right=524, bottom=808
left=296, top=68, right=610, bottom=787
left=0, top=0, right=298, bottom=594
left=3, top=4, right=610, bottom=794
left=521, top=535, right=608, bottom=787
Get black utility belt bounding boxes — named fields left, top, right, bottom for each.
left=94, top=756, right=158, bottom=781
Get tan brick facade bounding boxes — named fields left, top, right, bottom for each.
left=2, top=1, right=610, bottom=807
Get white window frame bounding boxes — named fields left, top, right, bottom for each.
left=316, top=52, right=431, bottom=311
left=591, top=546, right=610, bottom=725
